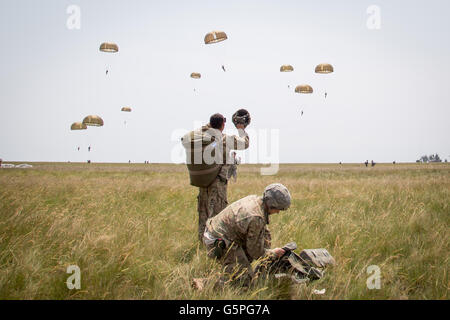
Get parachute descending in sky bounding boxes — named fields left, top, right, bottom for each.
left=295, top=85, right=313, bottom=94
left=204, top=31, right=228, bottom=44
left=81, top=115, right=103, bottom=160
left=280, top=65, right=294, bottom=72
left=295, top=85, right=314, bottom=116
left=190, top=73, right=201, bottom=92
left=99, top=42, right=119, bottom=53
left=70, top=122, right=87, bottom=130
left=280, top=65, right=294, bottom=88
left=315, top=63, right=333, bottom=74
left=83, top=115, right=104, bottom=127
left=315, top=63, right=334, bottom=98
left=204, top=31, right=228, bottom=72
left=100, top=42, right=119, bottom=75
left=121, top=107, right=131, bottom=126
left=70, top=122, right=87, bottom=157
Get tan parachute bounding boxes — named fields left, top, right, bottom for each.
left=204, top=31, right=228, bottom=44
left=295, top=85, right=313, bottom=94
left=121, top=107, right=132, bottom=112
left=71, top=122, right=87, bottom=130
left=99, top=42, right=119, bottom=53
left=315, top=63, right=333, bottom=98
left=190, top=72, right=201, bottom=79
left=315, top=63, right=334, bottom=74
left=280, top=65, right=294, bottom=72
left=82, top=115, right=104, bottom=127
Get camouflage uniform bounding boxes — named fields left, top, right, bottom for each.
left=204, top=195, right=276, bottom=286
left=197, top=125, right=249, bottom=241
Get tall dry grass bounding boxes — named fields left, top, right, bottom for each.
left=0, top=162, right=448, bottom=299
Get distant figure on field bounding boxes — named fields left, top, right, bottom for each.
left=227, top=152, right=240, bottom=182
left=393, top=161, right=396, bottom=164
left=371, top=160, right=376, bottom=167
left=203, top=183, right=291, bottom=288
left=0, top=158, right=2, bottom=167
left=365, top=160, right=368, bottom=167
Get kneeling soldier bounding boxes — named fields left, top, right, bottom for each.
left=203, top=183, right=291, bottom=287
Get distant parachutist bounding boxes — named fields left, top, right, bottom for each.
left=288, top=85, right=290, bottom=88
left=88, top=146, right=91, bottom=152
left=106, top=70, right=109, bottom=75
left=324, top=92, right=327, bottom=98
left=222, top=65, right=226, bottom=72
left=301, top=110, right=304, bottom=116
left=77, top=147, right=80, bottom=151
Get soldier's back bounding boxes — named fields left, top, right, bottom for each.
left=206, top=195, right=265, bottom=244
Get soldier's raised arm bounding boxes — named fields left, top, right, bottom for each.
left=224, top=127, right=249, bottom=152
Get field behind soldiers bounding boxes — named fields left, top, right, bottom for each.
left=0, top=162, right=448, bottom=300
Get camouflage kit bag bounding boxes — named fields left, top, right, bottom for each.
left=255, top=242, right=335, bottom=283
left=181, top=126, right=222, bottom=188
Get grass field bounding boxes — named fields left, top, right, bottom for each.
left=0, top=162, right=448, bottom=300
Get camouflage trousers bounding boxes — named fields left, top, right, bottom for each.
left=205, top=241, right=254, bottom=287
left=197, top=171, right=228, bottom=242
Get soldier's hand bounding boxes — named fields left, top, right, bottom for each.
left=273, top=248, right=286, bottom=258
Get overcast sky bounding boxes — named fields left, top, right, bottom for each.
left=1, top=0, right=449, bottom=163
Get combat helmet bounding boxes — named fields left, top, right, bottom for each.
left=263, top=183, right=291, bottom=210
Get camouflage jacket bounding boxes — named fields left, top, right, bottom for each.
left=205, top=195, right=275, bottom=262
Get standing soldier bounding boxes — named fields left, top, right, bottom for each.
left=181, top=112, right=250, bottom=242
left=202, top=183, right=292, bottom=287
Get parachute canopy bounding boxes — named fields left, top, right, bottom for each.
left=315, top=63, right=334, bottom=74
left=121, top=107, right=132, bottom=112
left=295, top=85, right=313, bottom=94
left=82, top=115, right=104, bottom=127
left=190, top=72, right=201, bottom=79
left=71, top=122, right=87, bottom=130
left=280, top=65, right=294, bottom=72
left=204, top=31, right=228, bottom=44
left=99, top=42, right=119, bottom=53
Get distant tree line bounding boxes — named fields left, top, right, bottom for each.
left=416, top=154, right=443, bottom=163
